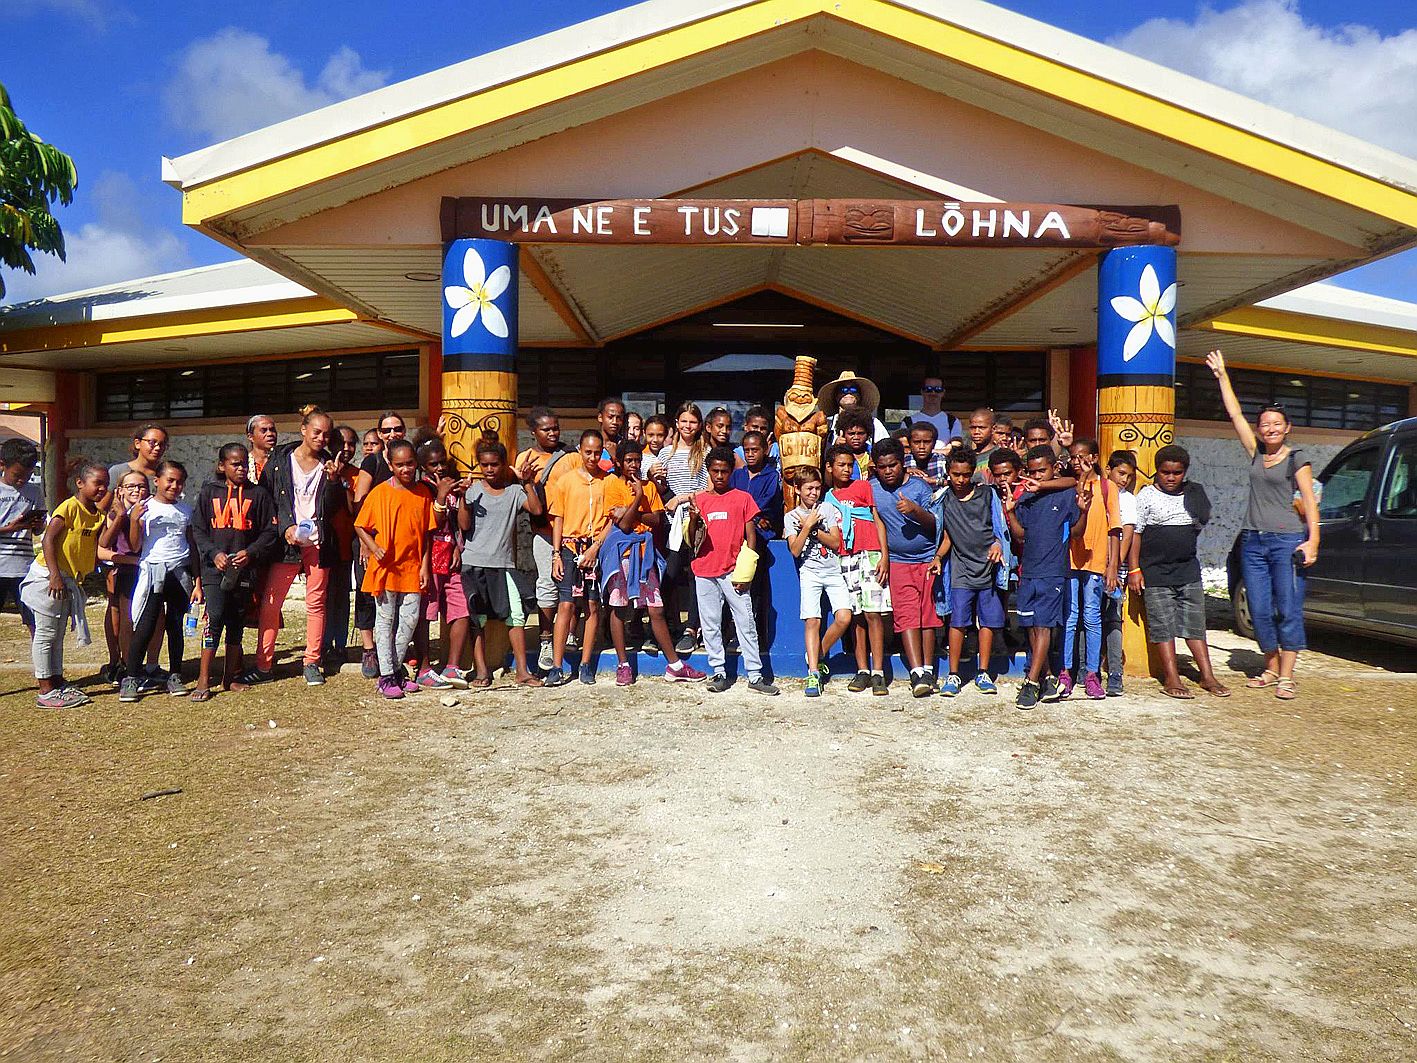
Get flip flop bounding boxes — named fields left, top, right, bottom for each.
left=516, top=675, right=544, bottom=687
left=189, top=688, right=213, bottom=703
left=469, top=676, right=493, bottom=688
left=1202, top=684, right=1233, bottom=698
left=1160, top=685, right=1195, bottom=700
left=1246, top=670, right=1280, bottom=689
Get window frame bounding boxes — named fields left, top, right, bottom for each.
left=1317, top=443, right=1382, bottom=523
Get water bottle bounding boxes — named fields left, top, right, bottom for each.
left=184, top=609, right=199, bottom=639
left=295, top=518, right=316, bottom=544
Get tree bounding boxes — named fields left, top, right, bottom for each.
left=0, top=82, right=78, bottom=301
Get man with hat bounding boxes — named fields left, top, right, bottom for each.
left=820, top=371, right=891, bottom=444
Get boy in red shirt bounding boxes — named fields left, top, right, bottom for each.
left=685, top=447, right=779, bottom=696
left=824, top=443, right=891, bottom=696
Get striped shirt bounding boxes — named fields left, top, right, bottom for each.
left=0, top=481, right=40, bottom=578
left=656, top=443, right=708, bottom=500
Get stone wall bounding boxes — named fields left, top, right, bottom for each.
left=1178, top=432, right=1349, bottom=581
left=70, top=434, right=238, bottom=483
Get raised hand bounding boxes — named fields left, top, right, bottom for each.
left=1205, top=348, right=1227, bottom=379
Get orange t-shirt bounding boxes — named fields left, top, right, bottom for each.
left=546, top=466, right=612, bottom=540
left=1069, top=477, right=1121, bottom=575
left=355, top=480, right=436, bottom=594
left=602, top=476, right=662, bottom=533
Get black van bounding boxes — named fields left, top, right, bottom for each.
left=1227, top=417, right=1417, bottom=647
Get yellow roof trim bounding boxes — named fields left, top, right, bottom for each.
left=1197, top=306, right=1417, bottom=360
left=0, top=297, right=361, bottom=355
left=179, top=0, right=1417, bottom=233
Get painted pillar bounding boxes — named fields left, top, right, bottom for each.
left=1097, top=245, right=1178, bottom=678
left=441, top=239, right=519, bottom=476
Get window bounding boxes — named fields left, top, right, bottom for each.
left=1380, top=437, right=1417, bottom=519
left=1174, top=361, right=1408, bottom=431
left=97, top=350, right=421, bottom=423
left=936, top=353, right=1047, bottom=412
left=1318, top=446, right=1380, bottom=522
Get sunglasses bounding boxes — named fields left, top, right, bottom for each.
left=378, top=425, right=404, bottom=434
left=838, top=385, right=860, bottom=396
left=921, top=385, right=944, bottom=393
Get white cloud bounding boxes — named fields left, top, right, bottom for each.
left=1111, top=0, right=1417, bottom=157
left=164, top=28, right=389, bottom=144
left=0, top=172, right=189, bottom=304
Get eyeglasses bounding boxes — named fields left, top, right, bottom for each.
left=139, top=437, right=166, bottom=447
left=838, top=386, right=860, bottom=396
left=921, top=385, right=944, bottom=393
left=378, top=425, right=404, bottom=434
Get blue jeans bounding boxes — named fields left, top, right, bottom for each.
left=1062, top=570, right=1104, bottom=675
left=1240, top=530, right=1307, bottom=653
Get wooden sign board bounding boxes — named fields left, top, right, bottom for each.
left=442, top=197, right=1180, bottom=248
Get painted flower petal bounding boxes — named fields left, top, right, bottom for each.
left=462, top=246, right=486, bottom=290
left=450, top=301, right=481, bottom=339
left=1139, top=264, right=1160, bottom=311
left=1153, top=314, right=1176, bottom=349
left=1122, top=318, right=1154, bottom=362
left=1110, top=295, right=1149, bottom=323
left=444, top=285, right=473, bottom=310
left=1157, top=282, right=1177, bottom=315
left=481, top=301, right=509, bottom=339
left=483, top=264, right=511, bottom=301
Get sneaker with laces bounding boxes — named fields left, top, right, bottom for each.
left=60, top=684, right=93, bottom=706
left=1084, top=672, right=1106, bottom=700
left=36, top=689, right=69, bottom=709
left=911, top=671, right=935, bottom=698
left=537, top=640, right=555, bottom=673
left=1040, top=675, right=1063, bottom=703
left=578, top=663, right=596, bottom=685
left=665, top=660, right=707, bottom=682
left=674, top=631, right=698, bottom=656
left=439, top=667, right=469, bottom=689
left=377, top=676, right=404, bottom=700
left=239, top=668, right=273, bottom=687
left=1106, top=673, right=1124, bottom=697
left=167, top=673, right=189, bottom=697
left=138, top=670, right=166, bottom=694
left=417, top=668, right=452, bottom=690
left=847, top=670, right=871, bottom=693
left=361, top=650, right=380, bottom=679
left=304, top=663, right=326, bottom=686
left=939, top=674, right=963, bottom=698
left=805, top=674, right=821, bottom=698
left=974, top=673, right=999, bottom=695
left=1057, top=669, right=1075, bottom=699
left=747, top=676, right=780, bottom=696
left=706, top=673, right=732, bottom=693
left=1015, top=680, right=1041, bottom=710
left=118, top=676, right=142, bottom=703
left=397, top=669, right=419, bottom=693
left=817, top=662, right=831, bottom=685
left=615, top=663, right=634, bottom=686
left=543, top=668, right=570, bottom=688
left=871, top=673, right=889, bottom=697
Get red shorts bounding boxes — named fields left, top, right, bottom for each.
left=423, top=571, right=470, bottom=623
left=889, top=561, right=943, bottom=633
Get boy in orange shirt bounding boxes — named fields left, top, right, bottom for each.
left=546, top=429, right=613, bottom=686
left=1060, top=437, right=1121, bottom=700
left=354, top=439, right=435, bottom=700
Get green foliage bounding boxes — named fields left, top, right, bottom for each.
left=0, top=82, right=78, bottom=300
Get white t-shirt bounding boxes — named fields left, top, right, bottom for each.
left=290, top=453, right=324, bottom=545
left=138, top=499, right=192, bottom=565
left=0, top=480, right=40, bottom=579
left=1117, top=489, right=1138, bottom=529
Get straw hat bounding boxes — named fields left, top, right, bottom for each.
left=817, top=371, right=881, bottom=416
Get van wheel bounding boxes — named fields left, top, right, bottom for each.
left=1232, top=581, right=1255, bottom=640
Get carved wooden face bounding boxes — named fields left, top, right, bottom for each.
left=785, top=385, right=815, bottom=407
left=843, top=206, right=894, bottom=242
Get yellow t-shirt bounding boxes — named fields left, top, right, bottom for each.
left=34, top=496, right=105, bottom=578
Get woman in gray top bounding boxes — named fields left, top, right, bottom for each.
left=1207, top=350, right=1320, bottom=700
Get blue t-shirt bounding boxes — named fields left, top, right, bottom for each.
left=1015, top=487, right=1079, bottom=579
left=729, top=463, right=782, bottom=540
left=870, top=476, right=937, bottom=563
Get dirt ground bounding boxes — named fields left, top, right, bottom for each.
left=1, top=604, right=1414, bottom=1062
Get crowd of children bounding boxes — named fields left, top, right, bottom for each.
left=3, top=386, right=1240, bottom=709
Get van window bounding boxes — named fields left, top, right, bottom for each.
left=1380, top=436, right=1417, bottom=519
left=1318, top=446, right=1380, bottom=521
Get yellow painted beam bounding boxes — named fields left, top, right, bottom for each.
left=1197, top=306, right=1417, bottom=359
left=178, top=0, right=1417, bottom=233
left=0, top=298, right=360, bottom=355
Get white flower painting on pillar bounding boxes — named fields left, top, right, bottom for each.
left=1109, top=264, right=1177, bottom=361
left=444, top=246, right=512, bottom=339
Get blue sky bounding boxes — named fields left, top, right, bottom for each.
left=3, top=0, right=1416, bottom=303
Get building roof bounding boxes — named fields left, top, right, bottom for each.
left=164, top=0, right=1417, bottom=203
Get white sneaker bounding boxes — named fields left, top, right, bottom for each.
left=537, top=640, right=555, bottom=672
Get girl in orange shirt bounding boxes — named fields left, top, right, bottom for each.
left=354, top=439, right=435, bottom=699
